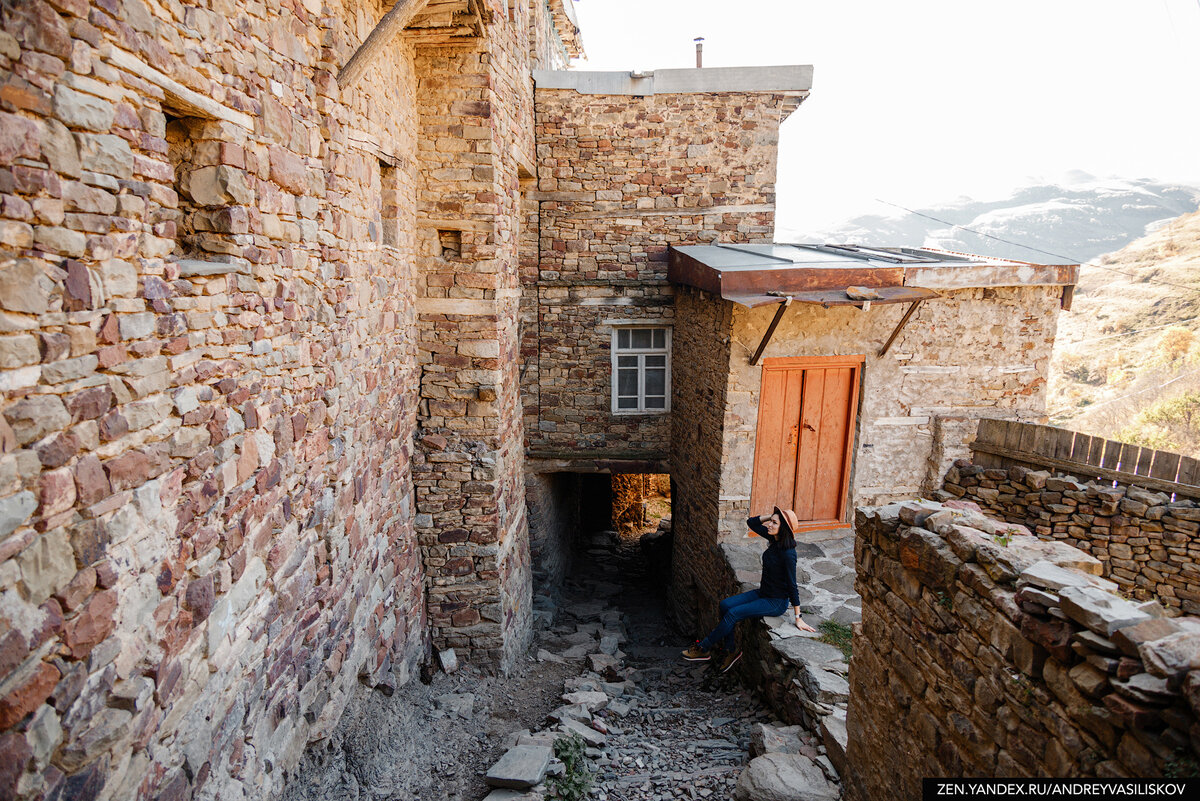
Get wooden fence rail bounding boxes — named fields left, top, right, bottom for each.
left=970, top=418, right=1200, bottom=500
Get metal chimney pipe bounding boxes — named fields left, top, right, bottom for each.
left=694, top=37, right=704, bottom=68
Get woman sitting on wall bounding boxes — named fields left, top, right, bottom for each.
left=682, top=507, right=815, bottom=673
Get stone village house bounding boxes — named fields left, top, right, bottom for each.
left=0, top=0, right=1077, bottom=797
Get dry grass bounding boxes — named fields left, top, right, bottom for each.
left=1048, top=208, right=1200, bottom=456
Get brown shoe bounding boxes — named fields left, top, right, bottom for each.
left=681, top=644, right=711, bottom=662
left=719, top=650, right=742, bottom=674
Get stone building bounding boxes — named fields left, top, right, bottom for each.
left=0, top=0, right=1080, bottom=796
left=665, top=245, right=1077, bottom=624
left=0, top=0, right=584, bottom=797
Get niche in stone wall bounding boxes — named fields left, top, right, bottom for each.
left=164, top=113, right=252, bottom=263
left=380, top=159, right=401, bottom=248
left=437, top=228, right=462, bottom=259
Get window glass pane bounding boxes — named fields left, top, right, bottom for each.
left=645, top=354, right=665, bottom=368
left=653, top=329, right=665, bottom=348
left=618, top=369, right=638, bottom=396
left=631, top=329, right=652, bottom=349
left=645, top=396, right=665, bottom=409
left=617, top=397, right=638, bottom=409
left=617, top=355, right=638, bottom=368
left=645, top=368, right=665, bottom=396
left=617, top=329, right=630, bottom=349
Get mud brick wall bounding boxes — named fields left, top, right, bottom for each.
left=668, top=286, right=733, bottom=629
left=0, top=0, right=434, bottom=797
left=944, top=461, right=1200, bottom=615
left=846, top=501, right=1200, bottom=800
left=521, top=88, right=799, bottom=462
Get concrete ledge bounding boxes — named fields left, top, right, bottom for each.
left=533, top=66, right=813, bottom=96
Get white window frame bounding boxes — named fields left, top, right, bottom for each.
left=610, top=325, right=671, bottom=415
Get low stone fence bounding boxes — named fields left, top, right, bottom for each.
left=943, top=461, right=1200, bottom=614
left=845, top=500, right=1200, bottom=800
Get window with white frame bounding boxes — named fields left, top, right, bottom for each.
left=611, top=326, right=670, bottom=414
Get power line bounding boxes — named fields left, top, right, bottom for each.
left=1062, top=315, right=1200, bottom=347
left=873, top=199, right=1200, bottom=297
left=1049, top=366, right=1200, bottom=418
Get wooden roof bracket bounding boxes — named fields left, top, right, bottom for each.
left=339, top=0, right=431, bottom=88
left=877, top=299, right=923, bottom=358
left=749, top=295, right=792, bottom=366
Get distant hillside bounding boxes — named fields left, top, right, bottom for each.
left=785, top=177, right=1200, bottom=264
left=1049, top=205, right=1200, bottom=456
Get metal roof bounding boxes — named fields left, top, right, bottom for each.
left=668, top=243, right=1078, bottom=308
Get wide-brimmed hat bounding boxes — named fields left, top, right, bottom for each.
left=773, top=507, right=799, bottom=538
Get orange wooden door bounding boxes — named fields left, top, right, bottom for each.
left=750, top=356, right=862, bottom=530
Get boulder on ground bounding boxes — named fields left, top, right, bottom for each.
left=733, top=753, right=840, bottom=801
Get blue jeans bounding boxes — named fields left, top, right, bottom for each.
left=699, top=590, right=789, bottom=651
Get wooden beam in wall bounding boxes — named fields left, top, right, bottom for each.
left=339, top=0, right=432, bottom=89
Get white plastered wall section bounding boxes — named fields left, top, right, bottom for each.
left=716, top=285, right=1063, bottom=541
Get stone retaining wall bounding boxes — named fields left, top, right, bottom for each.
left=845, top=500, right=1200, bottom=800
left=943, top=461, right=1200, bottom=615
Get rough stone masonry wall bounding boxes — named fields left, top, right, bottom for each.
left=846, top=500, right=1200, bottom=800
left=412, top=0, right=542, bottom=669
left=668, top=285, right=732, bottom=631
left=522, top=88, right=797, bottom=463
left=716, top=286, right=1060, bottom=541
left=944, top=461, right=1200, bottom=616
left=0, top=0, right=431, bottom=798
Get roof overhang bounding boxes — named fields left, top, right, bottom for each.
left=669, top=244, right=1077, bottom=308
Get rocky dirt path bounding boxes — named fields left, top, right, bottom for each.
left=283, top=526, right=840, bottom=800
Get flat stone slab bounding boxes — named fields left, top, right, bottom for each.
left=820, top=707, right=848, bottom=778
left=797, top=667, right=850, bottom=705
left=1059, top=585, right=1151, bottom=637
left=1018, top=560, right=1116, bottom=593
left=485, top=745, right=553, bottom=790
left=771, top=635, right=847, bottom=673
left=562, top=690, right=608, bottom=711
left=733, top=753, right=840, bottom=801
left=558, top=716, right=607, bottom=747
left=750, top=723, right=805, bottom=757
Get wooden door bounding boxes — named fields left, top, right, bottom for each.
left=750, top=356, right=863, bottom=531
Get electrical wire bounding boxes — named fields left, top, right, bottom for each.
left=1049, top=366, right=1200, bottom=418
left=1062, top=315, right=1200, bottom=347
left=873, top=198, right=1200, bottom=296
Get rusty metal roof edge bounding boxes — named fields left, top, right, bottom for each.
left=728, top=286, right=941, bottom=309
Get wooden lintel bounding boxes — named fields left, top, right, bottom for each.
left=339, top=0, right=431, bottom=89
left=877, top=299, right=923, bottom=358
left=749, top=300, right=790, bottom=367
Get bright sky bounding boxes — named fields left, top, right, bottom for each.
left=572, top=0, right=1200, bottom=234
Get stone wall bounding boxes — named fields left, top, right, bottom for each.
left=717, top=286, right=1061, bottom=540
left=0, top=0, right=577, bottom=797
left=846, top=500, right=1200, bottom=800
left=668, top=286, right=732, bottom=629
left=522, top=87, right=800, bottom=465
left=524, top=470, right=578, bottom=591
left=0, top=0, right=430, bottom=796
left=943, top=461, right=1200, bottom=616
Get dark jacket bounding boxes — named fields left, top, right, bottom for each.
left=747, top=516, right=801, bottom=607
